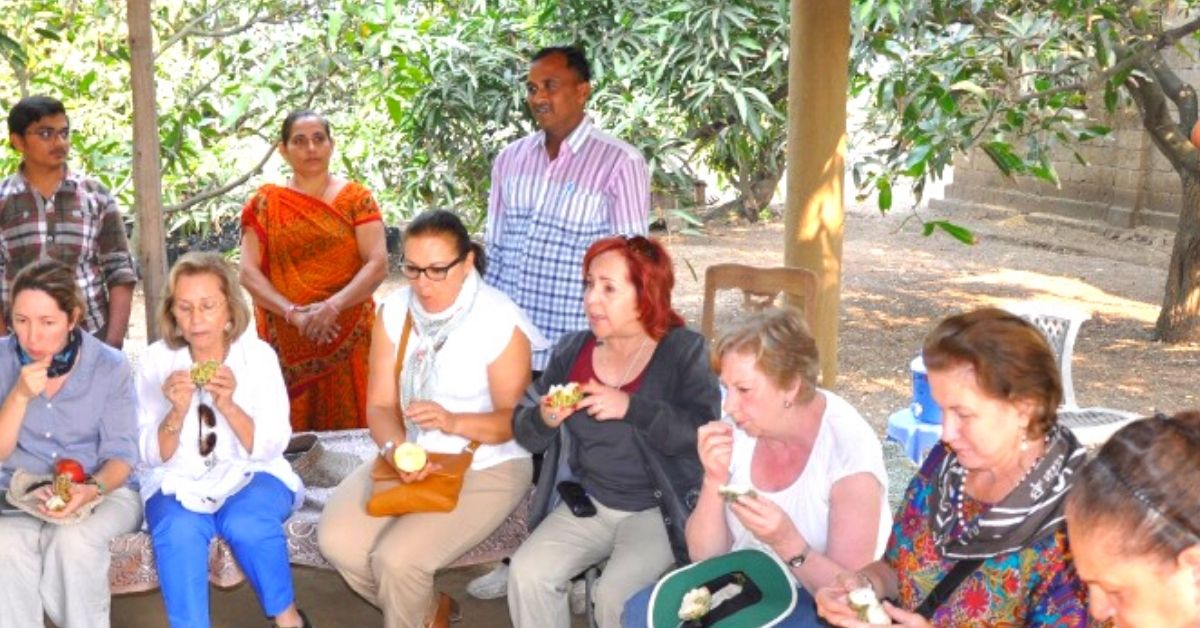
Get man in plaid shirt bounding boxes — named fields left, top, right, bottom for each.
left=0, top=96, right=136, bottom=348
left=484, top=45, right=650, bottom=373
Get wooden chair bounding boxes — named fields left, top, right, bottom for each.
left=700, top=263, right=819, bottom=343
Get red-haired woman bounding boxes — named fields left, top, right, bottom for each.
left=507, top=236, right=721, bottom=628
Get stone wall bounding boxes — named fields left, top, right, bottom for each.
left=937, top=107, right=1183, bottom=231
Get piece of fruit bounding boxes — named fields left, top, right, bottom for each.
left=54, top=458, right=86, bottom=483
left=848, top=586, right=890, bottom=625
left=392, top=442, right=428, bottom=473
left=190, top=360, right=221, bottom=385
left=717, top=484, right=757, bottom=503
left=46, top=472, right=73, bottom=511
left=546, top=382, right=583, bottom=409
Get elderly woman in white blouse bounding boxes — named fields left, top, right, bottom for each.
left=136, top=252, right=309, bottom=628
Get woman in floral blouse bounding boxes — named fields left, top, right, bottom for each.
left=816, top=308, right=1089, bottom=626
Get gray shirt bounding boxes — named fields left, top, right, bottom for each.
left=0, top=332, right=138, bottom=490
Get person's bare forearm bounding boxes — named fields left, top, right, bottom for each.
left=104, top=283, right=134, bottom=348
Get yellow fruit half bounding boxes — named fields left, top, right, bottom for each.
left=393, top=442, right=428, bottom=473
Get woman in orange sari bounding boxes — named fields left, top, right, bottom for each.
left=239, top=110, right=388, bottom=431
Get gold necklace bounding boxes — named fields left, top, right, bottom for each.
left=607, top=336, right=651, bottom=388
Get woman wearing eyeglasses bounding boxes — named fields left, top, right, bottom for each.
left=136, top=252, right=309, bottom=628
left=239, top=109, right=388, bottom=432
left=0, top=260, right=140, bottom=628
left=319, top=209, right=546, bottom=627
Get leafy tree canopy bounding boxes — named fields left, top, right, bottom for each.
left=851, top=0, right=1200, bottom=341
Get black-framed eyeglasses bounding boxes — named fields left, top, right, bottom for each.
left=198, top=396, right=217, bottom=461
left=399, top=252, right=467, bottom=281
left=26, top=126, right=71, bottom=142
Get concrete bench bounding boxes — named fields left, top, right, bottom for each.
left=109, top=429, right=530, bottom=595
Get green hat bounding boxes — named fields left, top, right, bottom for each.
left=647, top=549, right=796, bottom=627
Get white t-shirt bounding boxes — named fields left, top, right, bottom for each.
left=380, top=280, right=548, bottom=470
left=725, top=389, right=891, bottom=570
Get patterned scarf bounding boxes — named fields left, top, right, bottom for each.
left=16, top=327, right=83, bottom=378
left=399, top=269, right=481, bottom=440
left=929, top=424, right=1086, bottom=559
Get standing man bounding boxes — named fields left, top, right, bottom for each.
left=468, top=45, right=650, bottom=603
left=0, top=96, right=136, bottom=348
left=484, top=45, right=650, bottom=373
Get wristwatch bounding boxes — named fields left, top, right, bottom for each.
left=379, top=440, right=396, bottom=459
left=785, top=545, right=810, bottom=568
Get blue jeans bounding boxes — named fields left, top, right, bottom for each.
left=621, top=580, right=823, bottom=627
left=146, top=473, right=296, bottom=627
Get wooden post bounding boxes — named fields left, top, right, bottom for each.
left=127, top=0, right=167, bottom=341
left=785, top=0, right=850, bottom=386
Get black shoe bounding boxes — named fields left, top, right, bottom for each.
left=271, top=609, right=311, bottom=628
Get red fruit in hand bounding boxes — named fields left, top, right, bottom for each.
left=54, top=458, right=86, bottom=483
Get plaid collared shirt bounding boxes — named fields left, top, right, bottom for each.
left=0, top=167, right=137, bottom=332
left=484, top=117, right=649, bottom=370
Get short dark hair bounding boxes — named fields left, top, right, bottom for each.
left=11, top=259, right=84, bottom=325
left=1067, top=411, right=1200, bottom=562
left=280, top=109, right=331, bottom=143
left=403, top=209, right=487, bottom=276
left=8, top=95, right=67, bottom=136
left=531, top=46, right=591, bottom=82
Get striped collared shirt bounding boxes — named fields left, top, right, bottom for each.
left=484, top=117, right=649, bottom=370
left=0, top=167, right=138, bottom=332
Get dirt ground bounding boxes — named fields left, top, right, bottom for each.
left=110, top=200, right=1197, bottom=627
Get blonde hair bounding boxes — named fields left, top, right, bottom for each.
left=713, top=306, right=819, bottom=403
left=158, top=252, right=251, bottom=350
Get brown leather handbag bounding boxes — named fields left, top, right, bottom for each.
left=366, top=309, right=478, bottom=517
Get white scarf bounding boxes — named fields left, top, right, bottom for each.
left=400, top=268, right=481, bottom=440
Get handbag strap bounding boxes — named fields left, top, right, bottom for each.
left=392, top=308, right=479, bottom=454
left=915, top=558, right=984, bottom=618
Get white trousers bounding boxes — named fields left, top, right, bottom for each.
left=508, top=500, right=675, bottom=628
left=0, top=487, right=142, bottom=628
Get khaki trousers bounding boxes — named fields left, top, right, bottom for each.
left=0, top=487, right=142, bottom=628
left=508, top=500, right=675, bottom=628
left=319, top=457, right=531, bottom=628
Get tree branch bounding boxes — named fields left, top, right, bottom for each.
left=1147, top=50, right=1197, bottom=132
left=1127, top=67, right=1200, bottom=176
left=154, top=0, right=241, bottom=60
left=163, top=143, right=275, bottom=214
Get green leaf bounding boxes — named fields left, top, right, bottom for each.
left=924, top=220, right=976, bottom=244
left=878, top=177, right=893, bottom=211
left=949, top=80, right=986, bottom=98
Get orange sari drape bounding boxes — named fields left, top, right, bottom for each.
left=241, top=182, right=381, bottom=431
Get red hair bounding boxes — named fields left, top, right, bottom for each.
left=583, top=236, right=684, bottom=340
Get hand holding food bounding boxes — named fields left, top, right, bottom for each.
left=546, top=382, right=584, bottom=409
left=848, top=585, right=891, bottom=625
left=44, top=458, right=86, bottom=512
left=697, top=421, right=734, bottom=485
left=190, top=360, right=221, bottom=386
left=717, top=484, right=757, bottom=503
left=392, top=442, right=428, bottom=473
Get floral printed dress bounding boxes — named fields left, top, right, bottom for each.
left=884, top=443, right=1090, bottom=626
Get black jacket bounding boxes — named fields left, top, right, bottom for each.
left=512, top=326, right=721, bottom=565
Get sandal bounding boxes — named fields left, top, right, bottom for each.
left=271, top=608, right=312, bottom=628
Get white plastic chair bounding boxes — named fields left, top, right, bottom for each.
left=1002, top=302, right=1141, bottom=447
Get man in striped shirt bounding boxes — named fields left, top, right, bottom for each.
left=484, top=45, right=650, bottom=373
left=470, top=45, right=650, bottom=603
left=0, top=96, right=137, bottom=348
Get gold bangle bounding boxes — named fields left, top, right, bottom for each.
left=161, top=419, right=181, bottom=435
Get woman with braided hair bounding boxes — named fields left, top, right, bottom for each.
left=1066, top=411, right=1200, bottom=627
